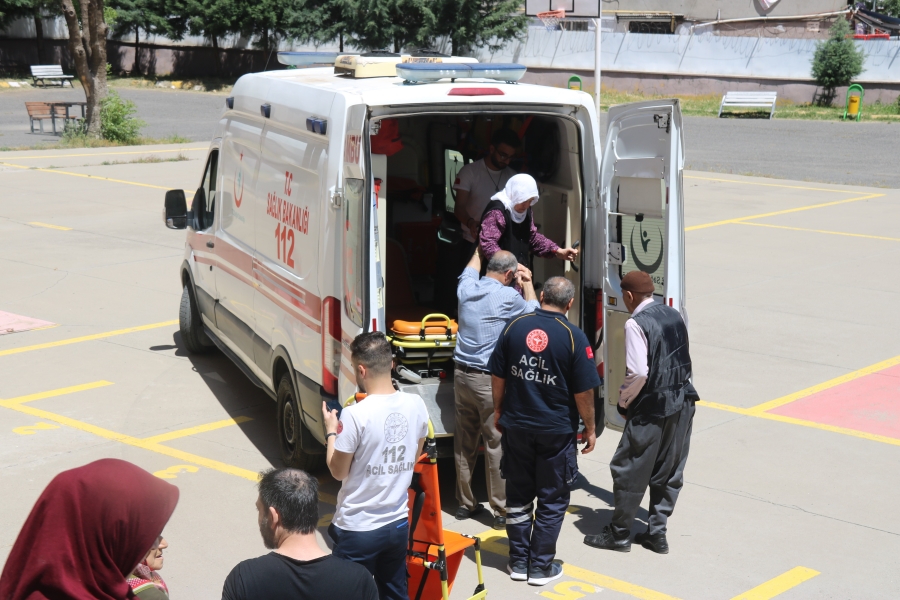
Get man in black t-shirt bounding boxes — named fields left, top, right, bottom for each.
left=221, top=468, right=377, bottom=600
left=489, top=277, right=601, bottom=587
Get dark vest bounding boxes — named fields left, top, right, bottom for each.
left=630, top=304, right=699, bottom=423
left=480, top=199, right=533, bottom=270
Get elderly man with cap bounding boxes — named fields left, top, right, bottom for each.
left=583, top=270, right=699, bottom=555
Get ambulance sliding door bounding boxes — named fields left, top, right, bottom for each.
left=600, top=100, right=685, bottom=432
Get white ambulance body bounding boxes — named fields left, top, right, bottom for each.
left=163, top=57, right=685, bottom=469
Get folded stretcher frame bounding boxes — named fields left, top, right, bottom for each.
left=390, top=313, right=458, bottom=374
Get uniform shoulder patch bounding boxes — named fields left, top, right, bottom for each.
left=585, top=346, right=594, bottom=359
left=525, top=329, right=549, bottom=352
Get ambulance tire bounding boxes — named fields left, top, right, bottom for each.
left=180, top=285, right=212, bottom=354
left=276, top=374, right=325, bottom=471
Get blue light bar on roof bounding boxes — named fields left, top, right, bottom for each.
left=395, top=62, right=527, bottom=83
left=277, top=52, right=343, bottom=66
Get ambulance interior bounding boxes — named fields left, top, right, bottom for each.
left=371, top=113, right=592, bottom=438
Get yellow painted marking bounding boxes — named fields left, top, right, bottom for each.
left=8, top=148, right=206, bottom=160
left=142, top=416, right=253, bottom=444
left=472, top=526, right=679, bottom=600
left=317, top=513, right=333, bottom=528
left=748, top=353, right=900, bottom=414
left=540, top=580, right=600, bottom=599
left=0, top=320, right=178, bottom=357
left=729, top=566, right=820, bottom=600
left=154, top=464, right=200, bottom=479
left=684, top=174, right=861, bottom=194
left=0, top=387, right=339, bottom=505
left=2, top=380, right=114, bottom=404
left=1, top=161, right=174, bottom=190
left=28, top=221, right=72, bottom=231
left=685, top=193, right=884, bottom=231
left=697, top=401, right=900, bottom=447
left=13, top=422, right=60, bottom=435
left=738, top=221, right=900, bottom=242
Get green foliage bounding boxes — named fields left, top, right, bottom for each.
left=287, top=0, right=354, bottom=50
left=100, top=90, right=145, bottom=143
left=0, top=0, right=58, bottom=27
left=811, top=19, right=865, bottom=105
left=861, top=1, right=900, bottom=17
left=432, top=0, right=529, bottom=55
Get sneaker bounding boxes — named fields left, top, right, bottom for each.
left=492, top=515, right=506, bottom=530
left=635, top=530, right=669, bottom=554
left=507, top=560, right=528, bottom=582
left=527, top=562, right=564, bottom=586
left=583, top=526, right=632, bottom=552
left=454, top=504, right=484, bottom=520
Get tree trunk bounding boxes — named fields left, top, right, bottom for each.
left=134, top=26, right=140, bottom=76
left=211, top=36, right=220, bottom=76
left=34, top=13, right=45, bottom=64
left=339, top=31, right=343, bottom=53
left=61, top=0, right=109, bottom=138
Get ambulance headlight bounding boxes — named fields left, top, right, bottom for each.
left=277, top=52, right=341, bottom=67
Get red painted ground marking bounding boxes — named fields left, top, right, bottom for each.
left=0, top=311, right=55, bottom=335
left=771, top=364, right=900, bottom=439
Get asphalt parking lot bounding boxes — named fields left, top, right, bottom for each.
left=1, top=143, right=899, bottom=599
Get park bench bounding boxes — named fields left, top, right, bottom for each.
left=30, top=65, right=74, bottom=87
left=25, top=102, right=80, bottom=134
left=718, top=91, right=778, bottom=119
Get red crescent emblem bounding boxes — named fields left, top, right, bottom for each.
left=337, top=421, right=343, bottom=434
left=525, top=329, right=548, bottom=353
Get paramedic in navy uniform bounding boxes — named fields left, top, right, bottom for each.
left=583, top=270, right=699, bottom=555
left=489, top=276, right=601, bottom=586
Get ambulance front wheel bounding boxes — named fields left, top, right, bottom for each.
left=179, top=285, right=212, bottom=354
left=277, top=374, right=326, bottom=471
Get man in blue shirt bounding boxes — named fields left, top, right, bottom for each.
left=454, top=249, right=539, bottom=530
left=489, top=277, right=600, bottom=586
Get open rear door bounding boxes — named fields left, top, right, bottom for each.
left=601, top=100, right=685, bottom=432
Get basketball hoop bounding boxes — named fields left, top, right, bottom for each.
left=537, top=8, right=566, bottom=31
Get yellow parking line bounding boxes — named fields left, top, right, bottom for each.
left=1, top=381, right=113, bottom=405
left=0, top=320, right=178, bottom=357
left=0, top=385, right=338, bottom=505
left=738, top=221, right=900, bottom=242
left=0, top=161, right=174, bottom=190
left=684, top=175, right=861, bottom=194
left=142, top=416, right=254, bottom=444
left=28, top=221, right=72, bottom=231
left=471, top=526, right=680, bottom=600
left=749, top=353, right=900, bottom=414
left=8, top=148, right=206, bottom=160
left=729, top=566, right=820, bottom=600
left=685, top=193, right=884, bottom=231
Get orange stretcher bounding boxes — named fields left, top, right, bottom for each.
left=389, top=313, right=458, bottom=375
left=344, top=394, right=487, bottom=600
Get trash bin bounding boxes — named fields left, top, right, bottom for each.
left=843, top=84, right=864, bottom=122
left=847, top=95, right=860, bottom=118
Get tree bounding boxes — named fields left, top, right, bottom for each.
left=107, top=0, right=172, bottom=75
left=431, top=0, right=529, bottom=56
left=862, top=1, right=900, bottom=17
left=175, top=0, right=245, bottom=75
left=0, top=0, right=60, bottom=63
left=349, top=0, right=435, bottom=52
left=287, top=0, right=354, bottom=52
left=811, top=18, right=865, bottom=106
left=61, top=0, right=109, bottom=137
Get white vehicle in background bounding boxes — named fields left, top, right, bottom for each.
left=163, top=51, right=685, bottom=470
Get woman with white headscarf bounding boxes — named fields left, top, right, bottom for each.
left=478, top=174, right=578, bottom=287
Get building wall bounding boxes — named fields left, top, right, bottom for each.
left=602, top=0, right=849, bottom=20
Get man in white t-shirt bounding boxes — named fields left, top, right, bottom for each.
left=322, top=331, right=429, bottom=600
left=453, top=128, right=520, bottom=248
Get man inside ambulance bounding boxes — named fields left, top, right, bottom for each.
left=452, top=128, right=520, bottom=267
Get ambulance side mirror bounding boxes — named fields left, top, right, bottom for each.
left=164, top=189, right=188, bottom=229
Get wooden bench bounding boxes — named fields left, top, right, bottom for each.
left=30, top=65, right=74, bottom=87
left=25, top=102, right=79, bottom=134
left=718, top=91, right=778, bottom=119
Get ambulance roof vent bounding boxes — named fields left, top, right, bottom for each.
left=396, top=63, right=527, bottom=84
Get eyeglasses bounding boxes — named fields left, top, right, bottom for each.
left=493, top=149, right=514, bottom=161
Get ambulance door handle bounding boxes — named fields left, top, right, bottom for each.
left=206, top=241, right=215, bottom=248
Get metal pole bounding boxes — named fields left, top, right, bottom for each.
left=593, top=18, right=601, bottom=117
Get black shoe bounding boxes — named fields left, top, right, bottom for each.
left=492, top=515, right=506, bottom=530
left=635, top=531, right=669, bottom=554
left=528, top=562, right=564, bottom=586
left=455, top=504, right=484, bottom=520
left=507, top=560, right=527, bottom=581
left=583, top=526, right=631, bottom=552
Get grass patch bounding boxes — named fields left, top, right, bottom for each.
left=101, top=152, right=190, bottom=165
left=599, top=88, right=900, bottom=122
left=1, top=133, right=192, bottom=152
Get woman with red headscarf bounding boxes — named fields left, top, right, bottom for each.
left=0, top=458, right=179, bottom=600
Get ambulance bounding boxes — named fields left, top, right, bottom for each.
left=163, top=51, right=686, bottom=470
